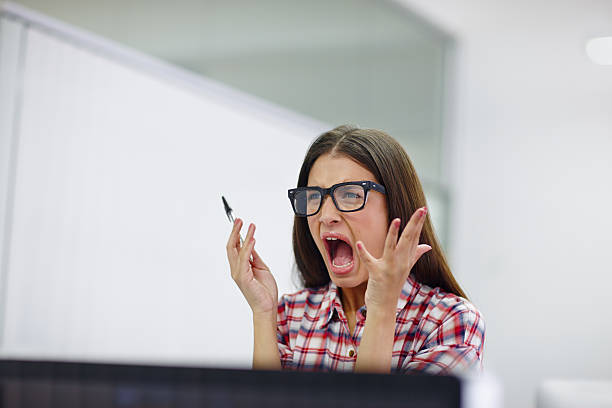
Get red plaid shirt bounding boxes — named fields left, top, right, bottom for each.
left=276, top=275, right=485, bottom=374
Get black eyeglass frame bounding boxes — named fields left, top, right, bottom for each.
left=288, top=180, right=386, bottom=217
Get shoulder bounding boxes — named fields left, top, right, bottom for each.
left=407, top=282, right=485, bottom=346
left=410, top=281, right=483, bottom=321
left=277, top=284, right=332, bottom=320
left=279, top=284, right=330, bottom=307
left=279, top=284, right=330, bottom=306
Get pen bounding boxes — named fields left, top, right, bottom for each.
left=222, top=195, right=244, bottom=246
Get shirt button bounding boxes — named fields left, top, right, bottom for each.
left=348, top=348, right=355, bottom=357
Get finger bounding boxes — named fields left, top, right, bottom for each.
left=398, top=207, right=427, bottom=250
left=242, top=223, right=255, bottom=252
left=226, top=218, right=243, bottom=256
left=383, top=218, right=401, bottom=258
left=355, top=241, right=377, bottom=267
left=226, top=219, right=244, bottom=271
left=236, top=236, right=256, bottom=278
left=250, top=247, right=269, bottom=270
left=239, top=225, right=256, bottom=266
left=237, top=222, right=255, bottom=256
left=232, top=222, right=255, bottom=279
left=413, top=244, right=432, bottom=263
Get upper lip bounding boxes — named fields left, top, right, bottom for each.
left=321, top=232, right=353, bottom=264
left=321, top=232, right=352, bottom=244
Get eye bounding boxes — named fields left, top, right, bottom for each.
left=307, top=191, right=321, bottom=201
left=342, top=192, right=361, bottom=199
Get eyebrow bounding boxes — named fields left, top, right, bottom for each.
left=307, top=179, right=365, bottom=187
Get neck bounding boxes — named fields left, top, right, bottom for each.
left=339, top=281, right=367, bottom=314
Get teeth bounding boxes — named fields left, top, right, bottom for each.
left=332, top=260, right=353, bottom=268
left=326, top=237, right=338, bottom=241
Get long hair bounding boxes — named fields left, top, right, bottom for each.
left=292, top=125, right=467, bottom=299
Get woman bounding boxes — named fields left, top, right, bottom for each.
left=226, top=125, right=485, bottom=374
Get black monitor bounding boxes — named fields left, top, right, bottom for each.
left=0, top=359, right=461, bottom=407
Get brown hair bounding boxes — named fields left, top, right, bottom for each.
left=292, top=125, right=467, bottom=299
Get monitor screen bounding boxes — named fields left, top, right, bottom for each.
left=0, top=359, right=461, bottom=408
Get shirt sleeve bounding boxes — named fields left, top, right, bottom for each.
left=276, top=296, right=294, bottom=369
left=402, top=307, right=485, bottom=375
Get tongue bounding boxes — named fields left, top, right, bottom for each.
left=333, top=241, right=353, bottom=265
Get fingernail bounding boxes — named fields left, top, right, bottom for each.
left=421, top=207, right=428, bottom=217
left=357, top=242, right=363, bottom=250
left=395, top=218, right=401, bottom=229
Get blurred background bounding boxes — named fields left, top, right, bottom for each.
left=0, top=1, right=611, bottom=407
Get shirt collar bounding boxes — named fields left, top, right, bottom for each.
left=321, top=281, right=341, bottom=325
left=319, top=274, right=421, bottom=325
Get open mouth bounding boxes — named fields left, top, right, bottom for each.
left=323, top=236, right=354, bottom=273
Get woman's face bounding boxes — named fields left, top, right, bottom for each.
left=307, top=153, right=389, bottom=288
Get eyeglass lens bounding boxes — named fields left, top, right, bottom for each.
left=294, top=184, right=365, bottom=215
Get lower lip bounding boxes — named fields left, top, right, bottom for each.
left=329, top=259, right=355, bottom=276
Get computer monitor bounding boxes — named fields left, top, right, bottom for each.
left=0, top=359, right=463, bottom=408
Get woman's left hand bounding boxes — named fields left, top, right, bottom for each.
left=356, top=207, right=432, bottom=312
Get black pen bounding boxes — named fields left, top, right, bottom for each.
left=222, top=195, right=245, bottom=246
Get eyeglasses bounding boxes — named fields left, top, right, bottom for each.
left=288, top=180, right=386, bottom=217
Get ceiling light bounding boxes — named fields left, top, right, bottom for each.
left=586, top=37, right=612, bottom=65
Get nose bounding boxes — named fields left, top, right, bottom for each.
left=318, top=194, right=340, bottom=225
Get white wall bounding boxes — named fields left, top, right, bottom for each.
left=0, top=6, right=325, bottom=367
left=401, top=1, right=612, bottom=407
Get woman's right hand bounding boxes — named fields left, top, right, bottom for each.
left=226, top=219, right=278, bottom=315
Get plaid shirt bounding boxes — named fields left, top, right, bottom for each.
left=276, top=275, right=485, bottom=374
